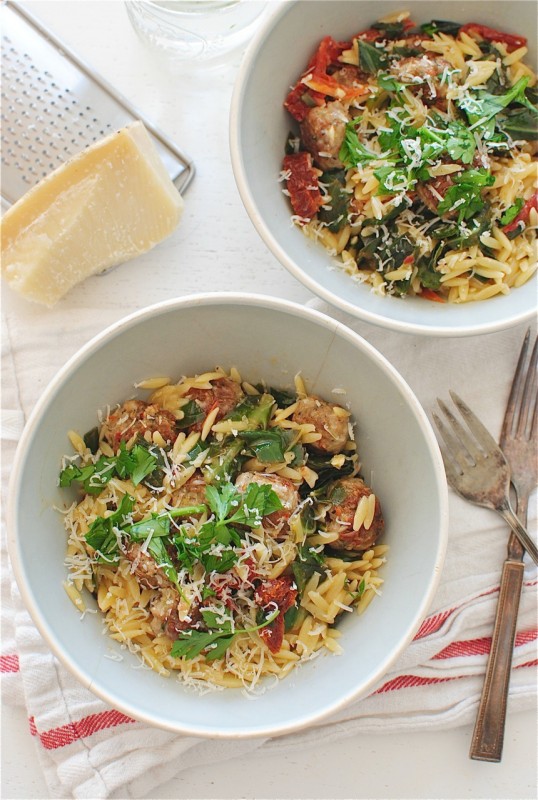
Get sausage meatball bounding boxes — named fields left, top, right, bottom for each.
left=416, top=170, right=458, bottom=217
left=323, top=476, right=384, bottom=551
left=235, top=471, right=299, bottom=539
left=171, top=471, right=207, bottom=509
left=390, top=54, right=451, bottom=105
left=184, top=377, right=244, bottom=431
left=149, top=588, right=203, bottom=639
left=292, top=395, right=350, bottom=454
left=103, top=400, right=178, bottom=450
left=123, top=542, right=173, bottom=591
left=299, top=100, right=350, bottom=170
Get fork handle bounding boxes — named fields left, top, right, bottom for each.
left=497, top=502, right=538, bottom=565
left=469, top=558, right=525, bottom=761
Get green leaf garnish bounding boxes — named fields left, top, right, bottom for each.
left=59, top=440, right=158, bottom=494
left=115, top=442, right=158, bottom=486
left=436, top=168, right=495, bottom=222
left=170, top=607, right=280, bottom=661
left=85, top=494, right=135, bottom=563
left=358, top=39, right=388, bottom=74
left=339, top=119, right=379, bottom=168
left=176, top=399, right=206, bottom=430
left=500, top=198, right=525, bottom=226
left=59, top=455, right=117, bottom=496
left=318, top=169, right=349, bottom=232
left=420, top=20, right=461, bottom=37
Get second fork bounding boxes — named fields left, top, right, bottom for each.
left=434, top=391, right=538, bottom=565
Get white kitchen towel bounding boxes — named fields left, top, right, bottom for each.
left=2, top=305, right=537, bottom=800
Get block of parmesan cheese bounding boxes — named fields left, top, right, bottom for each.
left=1, top=121, right=184, bottom=306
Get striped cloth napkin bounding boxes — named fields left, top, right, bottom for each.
left=2, top=306, right=537, bottom=800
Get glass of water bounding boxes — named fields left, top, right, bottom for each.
left=125, top=0, right=268, bottom=63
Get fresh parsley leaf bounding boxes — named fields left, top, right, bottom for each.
left=146, top=536, right=179, bottom=587
left=460, top=76, right=532, bottom=131
left=58, top=455, right=117, bottom=495
left=377, top=73, right=405, bottom=93
left=59, top=441, right=157, bottom=494
left=339, top=120, right=379, bottom=168
left=115, top=442, right=158, bottom=486
left=444, top=120, right=476, bottom=164
left=374, top=165, right=413, bottom=195
left=201, top=607, right=233, bottom=632
left=205, top=482, right=239, bottom=522
left=203, top=633, right=237, bottom=662
left=437, top=168, right=495, bottom=221
left=231, top=482, right=283, bottom=527
left=85, top=494, right=134, bottom=562
left=170, top=608, right=279, bottom=661
left=201, top=547, right=239, bottom=574
left=170, top=629, right=228, bottom=660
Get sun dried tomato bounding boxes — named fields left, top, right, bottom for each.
left=255, top=575, right=297, bottom=654
left=459, top=23, right=527, bottom=52
left=255, top=575, right=297, bottom=612
left=503, top=192, right=538, bottom=234
left=259, top=614, right=285, bottom=654
left=284, top=82, right=325, bottom=122
left=282, top=152, right=324, bottom=221
left=420, top=288, right=445, bottom=303
left=307, top=35, right=351, bottom=72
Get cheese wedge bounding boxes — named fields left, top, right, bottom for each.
left=1, top=121, right=184, bottom=306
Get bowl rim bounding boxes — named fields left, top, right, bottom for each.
left=229, top=1, right=536, bottom=338
left=7, top=292, right=449, bottom=737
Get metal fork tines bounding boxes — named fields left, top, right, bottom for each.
left=433, top=391, right=538, bottom=565
left=470, top=330, right=538, bottom=762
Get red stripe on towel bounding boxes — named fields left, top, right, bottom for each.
left=433, top=629, right=538, bottom=660
left=0, top=654, right=20, bottom=673
left=375, top=655, right=537, bottom=694
left=517, top=659, right=538, bottom=668
left=375, top=674, right=461, bottom=693
left=29, top=710, right=136, bottom=749
left=414, top=580, right=538, bottom=640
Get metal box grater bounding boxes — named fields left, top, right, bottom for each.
left=1, top=0, right=195, bottom=210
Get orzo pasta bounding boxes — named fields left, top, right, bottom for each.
left=281, top=11, right=537, bottom=303
left=59, top=368, right=387, bottom=691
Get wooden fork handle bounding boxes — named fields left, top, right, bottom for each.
left=469, top=558, right=525, bottom=761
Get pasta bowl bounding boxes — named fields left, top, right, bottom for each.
left=8, top=293, right=448, bottom=736
left=230, top=1, right=537, bottom=336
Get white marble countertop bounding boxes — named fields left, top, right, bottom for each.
left=1, top=2, right=537, bottom=798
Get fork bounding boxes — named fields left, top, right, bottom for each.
left=469, top=330, right=538, bottom=762
left=432, top=392, right=538, bottom=565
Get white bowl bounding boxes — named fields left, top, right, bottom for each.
left=230, top=1, right=537, bottom=337
left=8, top=294, right=448, bottom=736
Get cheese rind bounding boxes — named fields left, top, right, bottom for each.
left=1, top=121, right=184, bottom=306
